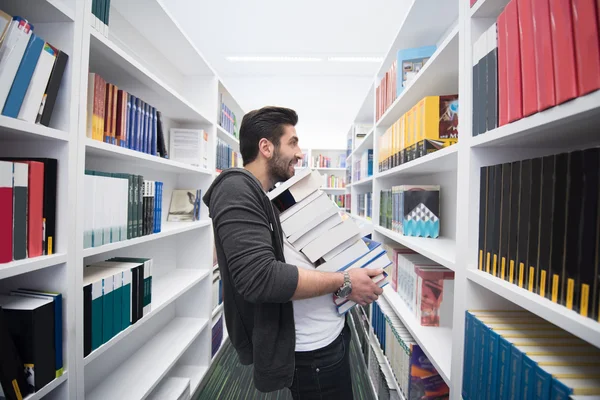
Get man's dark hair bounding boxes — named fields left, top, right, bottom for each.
left=239, top=106, right=298, bottom=166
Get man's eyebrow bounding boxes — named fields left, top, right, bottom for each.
left=289, top=136, right=298, bottom=144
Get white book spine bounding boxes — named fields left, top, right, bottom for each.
left=18, top=42, right=57, bottom=122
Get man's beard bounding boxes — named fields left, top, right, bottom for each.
left=268, top=147, right=295, bottom=184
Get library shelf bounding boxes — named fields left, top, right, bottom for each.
left=347, top=313, right=380, bottom=398
left=217, top=125, right=239, bottom=149
left=211, top=302, right=224, bottom=319
left=0, top=116, right=70, bottom=143
left=376, top=24, right=459, bottom=129
left=315, top=167, right=347, bottom=171
left=467, top=269, right=600, bottom=348
left=0, top=0, right=75, bottom=23
left=0, top=253, right=68, bottom=281
left=350, top=176, right=374, bottom=187
left=374, top=227, right=456, bottom=271
left=24, top=371, right=69, bottom=400
left=85, top=139, right=214, bottom=175
left=89, top=30, right=211, bottom=124
left=368, top=329, right=404, bottom=398
left=84, top=268, right=211, bottom=366
left=82, top=221, right=212, bottom=258
left=169, top=365, right=209, bottom=395
left=87, top=316, right=209, bottom=400
left=470, top=0, right=508, bottom=18
left=348, top=128, right=374, bottom=159
left=376, top=145, right=458, bottom=179
left=470, top=90, right=600, bottom=149
left=381, top=286, right=452, bottom=385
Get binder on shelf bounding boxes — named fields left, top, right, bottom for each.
left=507, top=161, right=521, bottom=284
left=517, top=159, right=531, bottom=289
left=485, top=166, right=496, bottom=274
left=497, top=10, right=509, bottom=127
left=12, top=163, right=28, bottom=261
left=499, top=163, right=511, bottom=280
left=505, top=0, right=523, bottom=123
left=571, top=0, right=600, bottom=96
left=532, top=0, right=556, bottom=112
left=537, top=156, right=555, bottom=299
left=492, top=164, right=502, bottom=277
left=0, top=162, right=13, bottom=264
left=549, top=0, right=578, bottom=105
left=527, top=158, right=542, bottom=293
left=486, top=23, right=498, bottom=132
left=0, top=307, right=27, bottom=400
left=20, top=161, right=44, bottom=258
left=549, top=153, right=569, bottom=303
left=478, top=167, right=488, bottom=271
left=563, top=151, right=583, bottom=312
left=517, top=0, right=537, bottom=118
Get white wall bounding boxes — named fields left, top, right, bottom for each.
left=225, top=76, right=373, bottom=149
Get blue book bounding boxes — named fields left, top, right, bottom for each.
left=131, top=96, right=138, bottom=151
left=146, top=104, right=152, bottom=155
left=2, top=35, right=45, bottom=117
left=396, top=45, right=437, bottom=97
left=367, top=149, right=373, bottom=176
left=463, top=312, right=472, bottom=400
left=125, top=94, right=131, bottom=148
left=135, top=98, right=142, bottom=151
left=140, top=102, right=146, bottom=153
left=487, top=328, right=500, bottom=400
left=497, top=336, right=513, bottom=400
left=151, top=107, right=157, bottom=156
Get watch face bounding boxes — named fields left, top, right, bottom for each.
left=338, top=285, right=351, bottom=298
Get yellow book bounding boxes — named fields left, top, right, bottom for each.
left=527, top=354, right=600, bottom=366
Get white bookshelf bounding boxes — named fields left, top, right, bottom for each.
left=297, top=148, right=349, bottom=192
left=344, top=0, right=600, bottom=397
left=0, top=0, right=241, bottom=398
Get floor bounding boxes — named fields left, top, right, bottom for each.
left=195, top=332, right=376, bottom=400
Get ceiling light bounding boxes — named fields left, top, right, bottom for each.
left=226, top=56, right=322, bottom=62
left=327, top=56, right=384, bottom=63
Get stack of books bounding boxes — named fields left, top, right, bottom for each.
left=374, top=299, right=450, bottom=399
left=0, top=13, right=68, bottom=127
left=0, top=158, right=57, bottom=263
left=380, top=185, right=441, bottom=239
left=478, top=148, right=600, bottom=321
left=378, top=95, right=458, bottom=172
left=463, top=309, right=600, bottom=399
left=268, top=168, right=392, bottom=314
left=0, top=289, right=64, bottom=398
left=83, top=171, right=163, bottom=249
left=83, top=258, right=153, bottom=357
left=87, top=73, right=169, bottom=158
left=472, top=0, right=600, bottom=136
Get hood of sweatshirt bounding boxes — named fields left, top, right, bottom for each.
left=203, top=168, right=266, bottom=211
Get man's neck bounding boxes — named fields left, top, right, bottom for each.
left=244, top=162, right=273, bottom=192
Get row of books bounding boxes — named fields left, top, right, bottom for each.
left=90, top=0, right=112, bottom=37
left=268, top=168, right=391, bottom=314
left=374, top=300, right=450, bottom=399
left=87, top=73, right=168, bottom=158
left=390, top=249, right=454, bottom=327
left=0, top=13, right=68, bottom=127
left=380, top=185, right=441, bottom=238
left=83, top=171, right=163, bottom=249
left=219, top=95, right=238, bottom=138
left=295, top=153, right=309, bottom=169
left=321, top=174, right=345, bottom=189
left=216, top=138, right=242, bottom=172
left=473, top=0, right=600, bottom=136
left=344, top=193, right=351, bottom=213
left=211, top=315, right=224, bottom=358
left=376, top=45, right=438, bottom=122
left=357, top=192, right=373, bottom=220
left=0, top=158, right=57, bottom=264
left=312, top=154, right=346, bottom=169
left=166, top=189, right=202, bottom=222
left=478, top=148, right=600, bottom=321
left=83, top=258, right=153, bottom=357
left=351, top=124, right=372, bottom=153
left=378, top=95, right=459, bottom=172
left=0, top=289, right=63, bottom=399
left=353, top=149, right=373, bottom=182
left=329, top=194, right=346, bottom=209
left=463, top=309, right=600, bottom=399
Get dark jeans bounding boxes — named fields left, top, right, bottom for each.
left=289, top=322, right=354, bottom=400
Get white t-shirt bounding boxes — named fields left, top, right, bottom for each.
left=283, top=237, right=345, bottom=352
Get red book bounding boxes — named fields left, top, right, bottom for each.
left=505, top=0, right=523, bottom=123
left=18, top=161, right=44, bottom=258
left=497, top=10, right=509, bottom=126
left=572, top=0, right=600, bottom=96
left=0, top=161, right=13, bottom=263
left=517, top=0, right=537, bottom=117
left=532, top=0, right=556, bottom=112
left=471, top=0, right=477, bottom=6
left=549, top=0, right=578, bottom=104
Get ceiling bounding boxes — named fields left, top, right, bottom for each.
left=162, top=0, right=410, bottom=78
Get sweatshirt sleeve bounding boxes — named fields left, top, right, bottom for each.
left=209, top=175, right=299, bottom=304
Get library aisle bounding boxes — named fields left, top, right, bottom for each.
left=0, top=0, right=599, bottom=399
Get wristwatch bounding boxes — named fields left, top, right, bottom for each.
left=335, top=271, right=352, bottom=298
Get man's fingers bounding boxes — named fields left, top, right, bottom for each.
left=375, top=286, right=384, bottom=295
left=365, top=268, right=385, bottom=277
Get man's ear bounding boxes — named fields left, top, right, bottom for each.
left=258, top=138, right=273, bottom=159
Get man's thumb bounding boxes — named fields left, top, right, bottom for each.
left=365, top=268, right=384, bottom=276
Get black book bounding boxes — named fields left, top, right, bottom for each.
left=507, top=161, right=521, bottom=284
left=517, top=159, right=532, bottom=288
left=156, top=111, right=168, bottom=159
left=485, top=166, right=496, bottom=274
left=479, top=167, right=488, bottom=271
left=499, top=163, right=511, bottom=280
left=0, top=295, right=55, bottom=393
left=538, top=156, right=555, bottom=299
left=527, top=158, right=542, bottom=293
left=564, top=151, right=584, bottom=311
left=0, top=307, right=27, bottom=400
left=492, top=164, right=502, bottom=277
left=83, top=284, right=92, bottom=357
left=137, top=176, right=143, bottom=238
left=36, top=51, right=69, bottom=127
left=478, top=48, right=488, bottom=135
left=550, top=153, right=569, bottom=303
left=487, top=25, right=498, bottom=131
left=579, top=148, right=600, bottom=319
left=127, top=175, right=134, bottom=240
left=472, top=48, right=480, bottom=137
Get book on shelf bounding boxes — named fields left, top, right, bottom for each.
left=463, top=309, right=600, bottom=400
left=167, top=189, right=202, bottom=222
left=0, top=14, right=68, bottom=128
left=90, top=0, right=112, bottom=37
left=83, top=258, right=153, bottom=357
left=311, top=153, right=346, bottom=169
left=215, top=138, right=242, bottom=172
left=169, top=129, right=209, bottom=169
left=83, top=171, right=163, bottom=248
left=472, top=24, right=498, bottom=136
left=478, top=148, right=600, bottom=321
left=0, top=306, right=28, bottom=400
left=376, top=60, right=397, bottom=121
left=219, top=94, right=238, bottom=138
left=380, top=185, right=441, bottom=239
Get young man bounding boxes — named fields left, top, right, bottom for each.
left=203, top=106, right=383, bottom=398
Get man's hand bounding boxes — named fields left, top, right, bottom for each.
left=347, top=268, right=384, bottom=306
